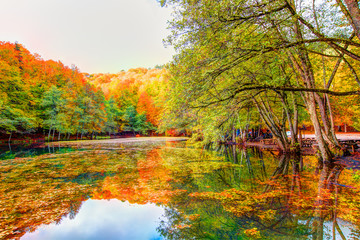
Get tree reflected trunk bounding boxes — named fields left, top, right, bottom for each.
left=312, top=160, right=344, bottom=240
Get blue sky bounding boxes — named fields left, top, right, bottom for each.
left=0, top=0, right=174, bottom=73
left=22, top=199, right=166, bottom=240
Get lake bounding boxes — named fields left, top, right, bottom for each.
left=1, top=137, right=360, bottom=239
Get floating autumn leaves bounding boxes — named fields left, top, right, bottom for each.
left=2, top=142, right=360, bottom=239
left=0, top=141, right=190, bottom=239
left=92, top=149, right=187, bottom=204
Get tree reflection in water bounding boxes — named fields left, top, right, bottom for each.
left=158, top=145, right=360, bottom=240
left=1, top=141, right=360, bottom=239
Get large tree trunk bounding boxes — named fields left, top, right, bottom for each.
left=252, top=97, right=294, bottom=152
left=289, top=14, right=336, bottom=161
left=305, top=92, right=334, bottom=161
left=279, top=92, right=298, bottom=147
left=342, top=0, right=360, bottom=39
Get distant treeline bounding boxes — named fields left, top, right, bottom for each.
left=0, top=42, right=169, bottom=141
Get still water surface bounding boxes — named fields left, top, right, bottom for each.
left=1, top=138, right=360, bottom=239
left=22, top=200, right=164, bottom=240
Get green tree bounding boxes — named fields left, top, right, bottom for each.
left=104, top=97, right=122, bottom=136
left=123, top=105, right=153, bottom=135
left=161, top=0, right=360, bottom=160
left=0, top=59, right=35, bottom=140
left=41, top=86, right=67, bottom=140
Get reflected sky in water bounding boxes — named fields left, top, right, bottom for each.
left=22, top=200, right=164, bottom=240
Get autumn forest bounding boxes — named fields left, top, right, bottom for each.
left=0, top=41, right=170, bottom=141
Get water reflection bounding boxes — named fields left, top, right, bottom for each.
left=22, top=200, right=164, bottom=240
left=0, top=140, right=360, bottom=239
left=0, top=143, right=74, bottom=160
left=159, top=145, right=360, bottom=239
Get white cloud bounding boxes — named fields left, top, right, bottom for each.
left=22, top=199, right=165, bottom=240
